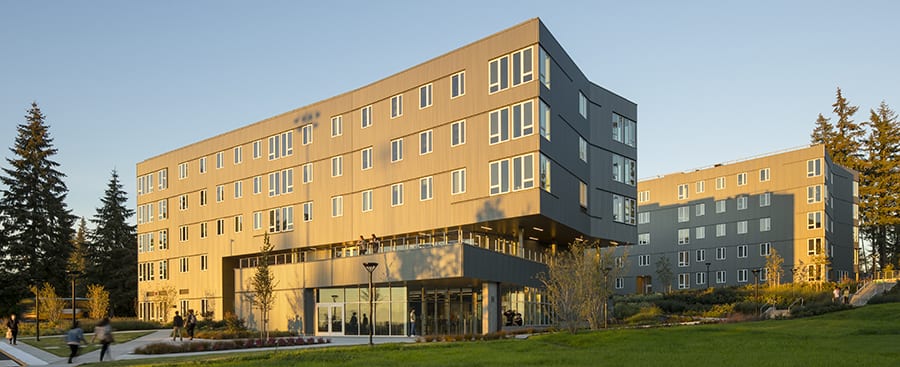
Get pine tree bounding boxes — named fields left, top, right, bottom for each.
left=0, top=102, right=75, bottom=299
left=810, top=113, right=835, bottom=145
left=251, top=232, right=277, bottom=339
left=860, top=101, right=900, bottom=270
left=829, top=88, right=864, bottom=169
left=89, top=169, right=136, bottom=316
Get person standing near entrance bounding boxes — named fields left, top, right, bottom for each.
left=408, top=309, right=416, bottom=337
left=6, top=314, right=19, bottom=345
left=172, top=311, right=184, bottom=341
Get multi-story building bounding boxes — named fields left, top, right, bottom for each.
left=617, top=144, right=857, bottom=294
left=135, top=18, right=637, bottom=336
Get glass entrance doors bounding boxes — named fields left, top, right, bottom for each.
left=316, top=303, right=344, bottom=335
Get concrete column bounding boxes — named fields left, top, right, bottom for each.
left=482, top=282, right=498, bottom=334
left=517, top=228, right=525, bottom=257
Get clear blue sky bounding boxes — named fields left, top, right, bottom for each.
left=2, top=0, right=898, bottom=223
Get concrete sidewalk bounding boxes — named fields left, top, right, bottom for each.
left=2, top=330, right=415, bottom=366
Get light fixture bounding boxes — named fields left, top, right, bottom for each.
left=528, top=236, right=539, bottom=241
left=480, top=225, right=493, bottom=231
left=532, top=227, right=544, bottom=232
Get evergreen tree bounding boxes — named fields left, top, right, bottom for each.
left=251, top=232, right=277, bottom=338
left=810, top=113, right=835, bottom=145
left=67, top=218, right=89, bottom=295
left=0, top=102, right=75, bottom=301
left=829, top=88, right=864, bottom=169
left=860, top=101, right=900, bottom=270
left=89, top=169, right=136, bottom=316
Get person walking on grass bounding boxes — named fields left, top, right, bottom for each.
left=172, top=311, right=185, bottom=341
left=66, top=321, right=86, bottom=364
left=186, top=309, right=198, bottom=340
left=90, top=317, right=114, bottom=361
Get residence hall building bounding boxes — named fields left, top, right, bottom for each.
left=616, top=144, right=857, bottom=294
left=135, top=18, right=637, bottom=336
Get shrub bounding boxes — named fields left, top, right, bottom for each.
left=624, top=305, right=663, bottom=325
left=702, top=303, right=735, bottom=318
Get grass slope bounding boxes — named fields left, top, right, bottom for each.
left=92, top=304, right=900, bottom=367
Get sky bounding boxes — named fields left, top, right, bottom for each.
left=1, top=0, right=898, bottom=224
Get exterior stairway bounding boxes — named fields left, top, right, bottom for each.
left=850, top=279, right=898, bottom=307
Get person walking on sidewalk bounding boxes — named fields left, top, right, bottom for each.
left=186, top=309, right=198, bottom=340
left=5, top=314, right=19, bottom=345
left=90, top=317, right=114, bottom=361
left=66, top=321, right=86, bottom=364
left=172, top=311, right=185, bottom=341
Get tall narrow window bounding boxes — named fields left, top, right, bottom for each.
left=391, top=184, right=404, bottom=207
left=391, top=139, right=403, bottom=162
left=420, top=130, right=433, bottom=155
left=420, top=177, right=433, bottom=201
left=807, top=158, right=821, bottom=177
left=331, top=196, right=343, bottom=217
left=579, top=137, right=588, bottom=162
left=233, top=147, right=242, bottom=165
left=216, top=152, right=224, bottom=169
left=512, top=154, right=534, bottom=191
left=301, top=124, right=313, bottom=145
left=362, top=190, right=373, bottom=212
left=451, top=169, right=466, bottom=195
left=539, top=46, right=551, bottom=88
left=578, top=92, right=587, bottom=118
left=253, top=140, right=262, bottom=159
left=391, top=94, right=403, bottom=118
left=678, top=184, right=689, bottom=200
left=362, top=147, right=373, bottom=170
left=302, top=163, right=313, bottom=184
left=331, top=115, right=343, bottom=137
left=199, top=157, right=207, bottom=174
left=488, top=55, right=509, bottom=94
left=419, top=84, right=433, bottom=109
left=511, top=100, right=534, bottom=139
left=759, top=168, right=770, bottom=182
left=511, top=47, right=533, bottom=86
left=580, top=182, right=588, bottom=209
left=716, top=177, right=726, bottom=190
left=539, top=154, right=551, bottom=192
left=737, top=172, right=747, bottom=186
left=696, top=180, right=705, bottom=193
left=361, top=105, right=372, bottom=129
left=302, top=202, right=313, bottom=222
left=451, top=120, right=465, bottom=146
left=539, top=100, right=550, bottom=140
left=489, top=160, right=510, bottom=195
left=451, top=71, right=465, bottom=98
left=331, top=156, right=343, bottom=177
left=489, top=107, right=510, bottom=144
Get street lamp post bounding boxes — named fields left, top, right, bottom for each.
left=602, top=267, right=612, bottom=329
left=67, top=270, right=82, bottom=327
left=705, top=262, right=711, bottom=290
left=363, top=262, right=379, bottom=346
left=35, top=283, right=41, bottom=341
left=751, top=269, right=761, bottom=317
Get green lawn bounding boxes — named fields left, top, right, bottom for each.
left=21, top=330, right=155, bottom=357
left=90, top=304, right=899, bottom=366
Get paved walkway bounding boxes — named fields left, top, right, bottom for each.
left=0, top=330, right=415, bottom=366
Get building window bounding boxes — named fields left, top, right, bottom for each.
left=268, top=131, right=293, bottom=160
left=216, top=185, right=224, bottom=203
left=361, top=105, right=372, bottom=129
left=390, top=139, right=403, bottom=162
left=200, top=255, right=208, bottom=271
left=159, top=260, right=168, bottom=280
left=760, top=242, right=771, bottom=256
left=391, top=184, right=404, bottom=207
left=451, top=71, right=465, bottom=98
left=138, top=174, right=154, bottom=196
left=808, top=211, right=822, bottom=229
left=253, top=176, right=262, bottom=195
left=233, top=146, right=242, bottom=165
left=759, top=168, right=770, bottom=182
left=716, top=223, right=726, bottom=237
left=362, top=147, right=373, bottom=170
left=678, top=251, right=689, bottom=267
left=216, top=219, right=225, bottom=235
left=737, top=172, right=747, bottom=186
left=695, top=203, right=705, bottom=216
left=696, top=272, right=706, bottom=286
left=716, top=176, right=726, bottom=190
left=179, top=162, right=188, bottom=179
left=268, top=206, right=294, bottom=233
left=716, top=271, right=726, bottom=284
left=199, top=157, right=207, bottom=174
left=179, top=225, right=188, bottom=242
left=253, top=211, right=262, bottom=230
left=234, top=215, right=243, bottom=233
left=512, top=46, right=533, bottom=86
left=179, top=194, right=188, bottom=211
left=539, top=46, right=551, bottom=88
left=807, top=238, right=822, bottom=255
left=420, top=176, right=433, bottom=201
left=302, top=202, right=313, bottom=222
left=716, top=247, right=726, bottom=260
left=489, top=107, right=509, bottom=144
left=331, top=115, right=343, bottom=137
left=180, top=257, right=189, bottom=273
left=268, top=169, right=294, bottom=197
left=737, top=196, right=748, bottom=210
left=200, top=222, right=208, bottom=238
left=253, top=140, right=262, bottom=159
left=420, top=130, right=433, bottom=155
left=199, top=189, right=208, bottom=206
left=451, top=169, right=466, bottom=195
left=331, top=156, right=343, bottom=177
left=612, top=154, right=636, bottom=186
left=391, top=94, right=403, bottom=118
left=716, top=200, right=727, bottom=213
left=490, top=154, right=534, bottom=195
left=215, top=151, right=224, bottom=169
left=488, top=54, right=509, bottom=93
left=615, top=278, right=625, bottom=289
left=580, top=182, right=588, bottom=209
left=678, top=206, right=690, bottom=223
left=678, top=184, right=689, bottom=200
left=158, top=200, right=168, bottom=220
left=760, top=217, right=771, bottom=232
left=638, top=233, right=650, bottom=245
left=612, top=113, right=636, bottom=147
left=678, top=229, right=690, bottom=244
left=639, top=190, right=650, bottom=203
left=695, top=226, right=706, bottom=239
left=362, top=190, right=373, bottom=212
left=233, top=181, right=243, bottom=199
left=807, top=185, right=822, bottom=203
left=539, top=100, right=550, bottom=140
left=760, top=192, right=771, bottom=207
left=638, top=212, right=650, bottom=224
left=738, top=269, right=749, bottom=283
left=737, top=221, right=748, bottom=234
left=807, top=158, right=822, bottom=177
left=639, top=254, right=650, bottom=267
left=302, top=163, right=313, bottom=184
left=738, top=245, right=748, bottom=258
left=540, top=154, right=552, bottom=192
left=512, top=100, right=534, bottom=139
left=578, top=92, right=587, bottom=119
left=678, top=273, right=690, bottom=289
left=451, top=120, right=466, bottom=146
left=489, top=159, right=510, bottom=195
left=578, top=137, right=588, bottom=162
left=331, top=196, right=343, bottom=217
left=419, top=84, right=432, bottom=109
left=301, top=124, right=313, bottom=145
